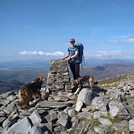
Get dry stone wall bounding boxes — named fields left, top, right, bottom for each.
left=46, top=59, right=71, bottom=91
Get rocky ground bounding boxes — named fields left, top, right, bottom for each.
left=1, top=74, right=134, bottom=134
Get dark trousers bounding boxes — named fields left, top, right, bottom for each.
left=69, top=63, right=80, bottom=80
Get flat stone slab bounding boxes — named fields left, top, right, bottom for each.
left=36, top=101, right=73, bottom=109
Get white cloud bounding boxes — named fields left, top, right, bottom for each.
left=84, top=50, right=133, bottom=59
left=19, top=50, right=134, bottom=59
left=110, top=38, right=134, bottom=43
left=19, top=51, right=64, bottom=56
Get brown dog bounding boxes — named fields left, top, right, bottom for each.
left=71, top=75, right=98, bottom=94
left=17, top=76, right=45, bottom=110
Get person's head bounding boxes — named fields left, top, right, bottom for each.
left=70, top=38, right=75, bottom=45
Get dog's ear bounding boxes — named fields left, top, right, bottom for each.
left=35, top=78, right=40, bottom=82
left=31, top=79, right=38, bottom=83
left=38, top=76, right=46, bottom=82
left=31, top=77, right=40, bottom=83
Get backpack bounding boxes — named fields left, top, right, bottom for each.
left=75, top=43, right=84, bottom=64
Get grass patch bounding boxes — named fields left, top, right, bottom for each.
left=100, top=112, right=122, bottom=124
left=98, top=75, right=128, bottom=85
left=97, top=74, right=131, bottom=89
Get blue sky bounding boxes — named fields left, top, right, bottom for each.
left=0, top=0, right=134, bottom=62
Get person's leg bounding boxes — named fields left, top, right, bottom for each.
left=75, top=64, right=80, bottom=79
left=69, top=63, right=77, bottom=79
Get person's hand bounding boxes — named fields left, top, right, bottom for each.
left=66, top=56, right=71, bottom=61
left=59, top=58, right=64, bottom=60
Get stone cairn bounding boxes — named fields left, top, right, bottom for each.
left=46, top=59, right=71, bottom=91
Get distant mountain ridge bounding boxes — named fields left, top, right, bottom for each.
left=0, top=59, right=50, bottom=70
left=0, top=58, right=134, bottom=70
left=81, top=62, right=134, bottom=80
left=1, top=60, right=134, bottom=94
left=0, top=80, right=24, bottom=94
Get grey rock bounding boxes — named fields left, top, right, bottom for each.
left=91, top=95, right=109, bottom=112
left=87, top=129, right=97, bottom=134
left=2, top=118, right=12, bottom=128
left=106, top=89, right=124, bottom=100
left=93, top=111, right=108, bottom=119
left=45, top=110, right=57, bottom=122
left=29, top=110, right=42, bottom=125
left=4, top=117, right=32, bottom=134
left=53, top=95, right=69, bottom=102
left=3, top=102, right=17, bottom=115
left=129, top=118, right=134, bottom=131
left=77, top=111, right=92, bottom=120
left=36, top=100, right=73, bottom=109
left=68, top=108, right=76, bottom=117
left=71, top=116, right=79, bottom=128
left=0, top=126, right=4, bottom=134
left=0, top=111, right=6, bottom=117
left=109, top=100, right=130, bottom=119
left=98, top=118, right=112, bottom=126
left=53, top=125, right=67, bottom=133
left=29, top=125, right=42, bottom=134
left=75, top=100, right=83, bottom=112
left=94, top=124, right=108, bottom=134
left=75, top=88, right=92, bottom=112
left=0, top=116, right=6, bottom=126
left=39, top=122, right=52, bottom=133
left=57, top=112, right=70, bottom=128
left=77, top=88, right=92, bottom=105
left=113, top=120, right=129, bottom=131
left=117, top=82, right=125, bottom=88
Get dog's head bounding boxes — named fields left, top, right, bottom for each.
left=71, top=78, right=83, bottom=87
left=38, top=76, right=46, bottom=82
left=71, top=79, right=79, bottom=93
left=31, top=76, right=46, bottom=84
left=71, top=79, right=79, bottom=89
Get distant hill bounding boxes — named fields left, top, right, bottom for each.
left=0, top=67, right=48, bottom=83
left=1, top=61, right=134, bottom=83
left=0, top=67, right=48, bottom=94
left=0, top=80, right=24, bottom=94
left=1, top=60, right=134, bottom=94
left=0, top=59, right=50, bottom=70
left=81, top=62, right=134, bottom=80
left=1, top=58, right=134, bottom=70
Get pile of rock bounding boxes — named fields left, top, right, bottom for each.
left=1, top=67, right=134, bottom=133
left=46, top=59, right=71, bottom=91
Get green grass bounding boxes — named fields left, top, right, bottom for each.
left=98, top=75, right=128, bottom=85
left=97, top=74, right=134, bottom=89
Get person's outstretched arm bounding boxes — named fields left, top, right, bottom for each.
left=61, top=52, right=70, bottom=60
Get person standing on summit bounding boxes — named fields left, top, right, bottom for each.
left=61, top=38, right=80, bottom=80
